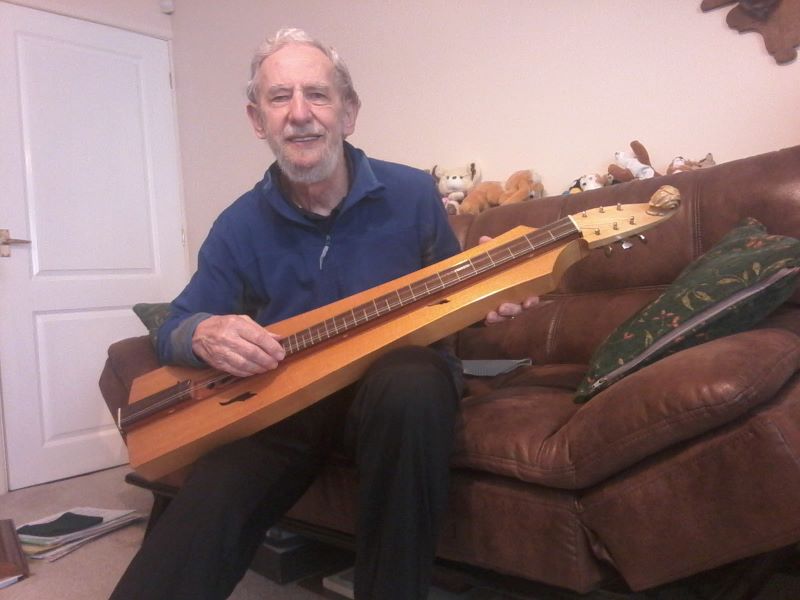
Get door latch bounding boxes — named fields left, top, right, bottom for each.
left=0, top=229, right=31, bottom=257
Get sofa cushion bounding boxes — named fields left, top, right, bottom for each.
left=132, top=302, right=171, bottom=348
left=453, top=328, right=800, bottom=489
left=574, top=218, right=800, bottom=402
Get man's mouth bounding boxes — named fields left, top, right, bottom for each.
left=287, top=134, right=323, bottom=144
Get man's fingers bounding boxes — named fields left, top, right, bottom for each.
left=192, top=315, right=285, bottom=375
left=522, top=295, right=540, bottom=309
left=484, top=296, right=542, bottom=325
left=237, top=318, right=286, bottom=360
left=497, top=302, right=523, bottom=318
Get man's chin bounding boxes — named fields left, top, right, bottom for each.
left=279, top=159, right=334, bottom=185
left=278, top=150, right=341, bottom=185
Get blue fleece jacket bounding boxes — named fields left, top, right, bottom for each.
left=158, top=143, right=462, bottom=384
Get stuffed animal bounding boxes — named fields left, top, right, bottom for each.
left=666, top=153, right=716, bottom=175
left=430, top=163, right=481, bottom=214
left=460, top=181, right=504, bottom=215
left=565, top=173, right=613, bottom=194
left=608, top=140, right=658, bottom=183
left=460, top=169, right=543, bottom=215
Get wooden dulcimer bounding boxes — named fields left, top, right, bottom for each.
left=122, top=195, right=680, bottom=480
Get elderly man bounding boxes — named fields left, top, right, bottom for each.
left=111, top=28, right=527, bottom=600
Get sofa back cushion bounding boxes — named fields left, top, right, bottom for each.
left=452, top=145, right=800, bottom=365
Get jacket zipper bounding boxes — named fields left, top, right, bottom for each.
left=319, top=234, right=331, bottom=270
left=588, top=266, right=799, bottom=394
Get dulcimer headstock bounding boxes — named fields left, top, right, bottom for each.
left=568, top=185, right=682, bottom=250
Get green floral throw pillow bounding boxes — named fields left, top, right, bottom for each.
left=132, top=302, right=172, bottom=348
left=574, top=218, right=800, bottom=403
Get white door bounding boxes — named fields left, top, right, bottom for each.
left=0, top=4, right=188, bottom=489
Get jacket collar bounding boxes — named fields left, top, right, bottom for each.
left=259, top=142, right=385, bottom=224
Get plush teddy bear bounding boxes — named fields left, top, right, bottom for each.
left=430, top=163, right=481, bottom=214
left=460, top=169, right=543, bottom=215
left=565, top=173, right=613, bottom=194
left=608, top=140, right=658, bottom=183
left=666, top=153, right=716, bottom=175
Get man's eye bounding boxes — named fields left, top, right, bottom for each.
left=307, top=92, right=329, bottom=104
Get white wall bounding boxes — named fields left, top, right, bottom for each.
left=170, top=0, right=800, bottom=265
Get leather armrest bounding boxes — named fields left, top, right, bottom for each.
left=454, top=329, right=800, bottom=489
left=558, top=328, right=800, bottom=487
left=98, top=335, right=160, bottom=420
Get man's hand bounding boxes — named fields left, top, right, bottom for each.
left=479, top=235, right=540, bottom=325
left=192, top=315, right=285, bottom=377
left=484, top=296, right=540, bottom=325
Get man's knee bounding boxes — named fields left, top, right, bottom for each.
left=357, top=346, right=458, bottom=429
left=367, top=346, right=453, bottom=389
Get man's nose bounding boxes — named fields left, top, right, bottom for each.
left=288, top=94, right=312, bottom=122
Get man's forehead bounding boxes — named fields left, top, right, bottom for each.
left=261, top=43, right=335, bottom=81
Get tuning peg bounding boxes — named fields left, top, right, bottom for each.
left=604, top=245, right=614, bottom=257
left=621, top=240, right=634, bottom=250
left=637, top=234, right=648, bottom=244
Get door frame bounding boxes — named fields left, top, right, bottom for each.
left=0, top=393, right=7, bottom=494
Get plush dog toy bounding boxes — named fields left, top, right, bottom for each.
left=565, top=173, right=613, bottom=194
left=460, top=169, right=543, bottom=215
left=430, top=163, right=481, bottom=214
left=666, top=153, right=716, bottom=175
left=608, top=140, right=658, bottom=182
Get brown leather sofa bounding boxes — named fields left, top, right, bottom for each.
left=99, top=144, right=800, bottom=594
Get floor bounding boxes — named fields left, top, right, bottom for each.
left=0, top=466, right=320, bottom=600
left=1, top=465, right=799, bottom=599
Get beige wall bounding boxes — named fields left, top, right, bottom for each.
left=11, top=1, right=799, bottom=267
left=170, top=1, right=799, bottom=265
left=4, top=0, right=171, bottom=38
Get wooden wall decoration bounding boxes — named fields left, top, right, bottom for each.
left=701, top=0, right=800, bottom=64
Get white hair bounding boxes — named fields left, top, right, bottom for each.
left=246, top=27, right=360, bottom=109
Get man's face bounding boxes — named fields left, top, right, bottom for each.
left=247, top=44, right=357, bottom=184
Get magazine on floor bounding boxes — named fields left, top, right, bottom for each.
left=16, top=507, right=142, bottom=561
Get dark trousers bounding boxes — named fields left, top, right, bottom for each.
left=110, top=346, right=459, bottom=600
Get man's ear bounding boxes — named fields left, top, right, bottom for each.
left=246, top=104, right=267, bottom=139
left=341, top=101, right=359, bottom=137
